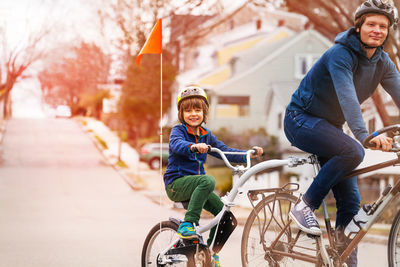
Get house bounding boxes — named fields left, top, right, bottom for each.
left=167, top=6, right=308, bottom=73
left=165, top=7, right=308, bottom=125
left=205, top=29, right=332, bottom=147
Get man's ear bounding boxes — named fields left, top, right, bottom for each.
left=356, top=27, right=360, bottom=33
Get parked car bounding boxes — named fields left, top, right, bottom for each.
left=140, top=143, right=169, bottom=170
left=55, top=105, right=71, bottom=118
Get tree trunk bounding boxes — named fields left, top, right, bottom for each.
left=3, top=89, right=11, bottom=119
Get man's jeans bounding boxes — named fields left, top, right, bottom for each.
left=284, top=109, right=364, bottom=266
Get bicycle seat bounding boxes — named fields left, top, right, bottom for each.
left=173, top=200, right=190, bottom=209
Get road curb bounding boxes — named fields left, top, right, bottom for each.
left=74, top=117, right=144, bottom=191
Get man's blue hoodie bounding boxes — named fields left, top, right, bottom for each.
left=287, top=27, right=400, bottom=143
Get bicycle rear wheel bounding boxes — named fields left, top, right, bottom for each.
left=388, top=209, right=400, bottom=267
left=241, top=193, right=321, bottom=267
left=141, top=220, right=211, bottom=267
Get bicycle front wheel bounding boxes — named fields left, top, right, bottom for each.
left=142, top=220, right=180, bottom=267
left=141, top=220, right=211, bottom=267
left=241, top=192, right=320, bottom=267
left=388, top=209, right=400, bottom=267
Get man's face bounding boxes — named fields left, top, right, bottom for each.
left=357, top=14, right=390, bottom=47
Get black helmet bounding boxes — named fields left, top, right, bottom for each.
left=355, top=0, right=398, bottom=28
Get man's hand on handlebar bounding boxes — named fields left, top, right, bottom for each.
left=190, top=143, right=210, bottom=153
left=251, top=146, right=263, bottom=158
left=369, top=135, right=393, bottom=152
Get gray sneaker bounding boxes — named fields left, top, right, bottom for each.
left=289, top=205, right=322, bottom=236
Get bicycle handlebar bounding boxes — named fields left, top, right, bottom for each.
left=192, top=146, right=255, bottom=171
left=363, top=124, right=400, bottom=152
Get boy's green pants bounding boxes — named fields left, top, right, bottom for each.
left=166, top=175, right=224, bottom=247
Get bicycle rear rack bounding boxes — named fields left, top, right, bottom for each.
left=247, top=182, right=300, bottom=203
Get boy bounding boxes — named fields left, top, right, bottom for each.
left=163, top=85, right=263, bottom=266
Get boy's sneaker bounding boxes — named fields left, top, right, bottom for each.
left=212, top=253, right=221, bottom=267
left=289, top=203, right=322, bottom=236
left=177, top=222, right=197, bottom=239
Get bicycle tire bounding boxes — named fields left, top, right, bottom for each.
left=241, top=192, right=321, bottom=267
left=388, top=209, right=400, bottom=267
left=141, top=220, right=211, bottom=267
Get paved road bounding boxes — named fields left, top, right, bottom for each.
left=0, top=118, right=180, bottom=266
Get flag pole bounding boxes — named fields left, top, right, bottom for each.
left=135, top=18, right=163, bottom=211
left=159, top=53, right=163, bottom=208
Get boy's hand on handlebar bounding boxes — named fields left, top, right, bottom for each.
left=250, top=146, right=263, bottom=158
left=369, top=135, right=393, bottom=152
left=190, top=143, right=209, bottom=153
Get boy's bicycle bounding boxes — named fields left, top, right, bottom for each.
left=141, top=124, right=400, bottom=267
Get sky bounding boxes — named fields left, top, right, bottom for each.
left=0, top=0, right=102, bottom=44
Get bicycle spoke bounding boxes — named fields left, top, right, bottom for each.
left=241, top=193, right=319, bottom=267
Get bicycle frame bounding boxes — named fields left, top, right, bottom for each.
left=338, top=153, right=400, bottom=262
left=293, top=152, right=400, bottom=266
left=204, top=158, right=293, bottom=250
left=157, top=147, right=400, bottom=265
left=157, top=149, right=296, bottom=260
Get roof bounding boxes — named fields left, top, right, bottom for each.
left=215, top=29, right=332, bottom=93
left=232, top=27, right=295, bottom=75
left=196, top=27, right=293, bottom=87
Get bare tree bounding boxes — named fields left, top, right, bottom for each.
left=0, top=0, right=67, bottom=119
left=0, top=26, right=53, bottom=118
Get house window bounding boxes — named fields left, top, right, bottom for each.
left=216, top=96, right=249, bottom=118
left=294, top=54, right=321, bottom=79
left=368, top=118, right=376, bottom=133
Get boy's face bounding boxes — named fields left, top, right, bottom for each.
left=183, top=107, right=204, bottom=128
left=358, top=14, right=389, bottom=48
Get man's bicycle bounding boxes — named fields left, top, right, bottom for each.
left=141, top=125, right=400, bottom=266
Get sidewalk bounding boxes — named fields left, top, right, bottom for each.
left=76, top=116, right=144, bottom=190
left=74, top=116, right=391, bottom=244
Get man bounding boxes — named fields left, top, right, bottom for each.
left=283, top=0, right=399, bottom=266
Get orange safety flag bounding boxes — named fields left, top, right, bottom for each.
left=136, top=18, right=162, bottom=67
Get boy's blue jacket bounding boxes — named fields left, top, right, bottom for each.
left=287, top=27, right=400, bottom=143
left=163, top=124, right=246, bottom=187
